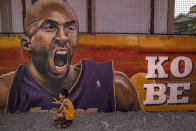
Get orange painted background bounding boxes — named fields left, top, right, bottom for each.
left=0, top=34, right=196, bottom=111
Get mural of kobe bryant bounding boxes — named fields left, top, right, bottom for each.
left=0, top=0, right=141, bottom=113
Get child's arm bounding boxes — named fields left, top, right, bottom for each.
left=57, top=100, right=65, bottom=113
left=64, top=100, right=69, bottom=110
left=57, top=99, right=69, bottom=113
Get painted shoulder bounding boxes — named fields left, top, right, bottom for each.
left=114, top=71, right=142, bottom=111
left=0, top=71, right=16, bottom=112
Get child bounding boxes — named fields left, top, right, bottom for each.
left=53, top=89, right=75, bottom=128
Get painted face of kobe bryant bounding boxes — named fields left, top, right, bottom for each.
left=22, top=0, right=78, bottom=79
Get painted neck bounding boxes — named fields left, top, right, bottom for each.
left=27, top=61, right=75, bottom=97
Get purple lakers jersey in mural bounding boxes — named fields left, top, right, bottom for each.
left=7, top=59, right=115, bottom=113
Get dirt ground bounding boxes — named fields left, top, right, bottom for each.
left=1, top=111, right=196, bottom=131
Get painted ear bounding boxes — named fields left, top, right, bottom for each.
left=21, top=34, right=32, bottom=51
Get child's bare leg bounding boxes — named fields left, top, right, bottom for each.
left=54, top=113, right=63, bottom=121
left=54, top=116, right=58, bottom=121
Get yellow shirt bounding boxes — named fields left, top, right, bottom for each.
left=61, top=99, right=75, bottom=120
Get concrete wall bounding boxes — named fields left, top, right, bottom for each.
left=95, top=0, right=150, bottom=33
left=2, top=0, right=172, bottom=34
left=11, top=0, right=23, bottom=33
left=154, top=0, right=168, bottom=34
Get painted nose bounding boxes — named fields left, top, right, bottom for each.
left=55, top=28, right=69, bottom=46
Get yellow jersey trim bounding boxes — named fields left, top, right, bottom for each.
left=112, top=60, right=117, bottom=111
left=68, top=61, right=83, bottom=94
left=5, top=72, right=16, bottom=112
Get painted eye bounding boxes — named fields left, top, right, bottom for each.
left=64, top=26, right=75, bottom=32
left=43, top=25, right=56, bottom=31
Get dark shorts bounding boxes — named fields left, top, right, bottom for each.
left=62, top=114, right=73, bottom=123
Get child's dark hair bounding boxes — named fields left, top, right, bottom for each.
left=60, top=89, right=68, bottom=97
